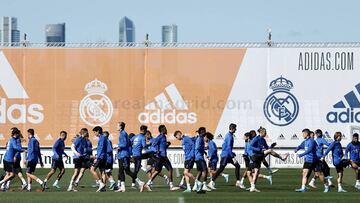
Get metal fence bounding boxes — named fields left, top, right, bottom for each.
left=1, top=41, right=360, bottom=48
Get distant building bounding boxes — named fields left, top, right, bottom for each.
left=119, top=16, right=135, bottom=43
left=0, top=16, right=20, bottom=46
left=162, top=24, right=177, bottom=44
left=45, top=23, right=65, bottom=45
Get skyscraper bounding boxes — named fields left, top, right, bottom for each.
left=0, top=16, right=20, bottom=45
left=119, top=16, right=135, bottom=43
left=45, top=23, right=65, bottom=44
left=162, top=24, right=177, bottom=44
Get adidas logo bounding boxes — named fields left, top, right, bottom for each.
left=216, top=134, right=223, bottom=140
left=0, top=51, right=44, bottom=124
left=0, top=134, right=4, bottom=140
left=138, top=84, right=197, bottom=124
left=291, top=134, right=299, bottom=140
left=45, top=134, right=53, bottom=141
left=277, top=134, right=285, bottom=140
left=327, top=82, right=360, bottom=123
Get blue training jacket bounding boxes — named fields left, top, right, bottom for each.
left=323, top=140, right=343, bottom=166
left=117, top=130, right=130, bottom=159
left=345, top=141, right=360, bottom=163
left=4, top=137, right=23, bottom=162
left=52, top=138, right=66, bottom=160
left=298, top=137, right=317, bottom=163
left=182, top=136, right=195, bottom=161
left=96, top=134, right=108, bottom=160
left=27, top=136, right=42, bottom=163
left=207, top=140, right=218, bottom=162
left=195, top=135, right=205, bottom=161
left=131, top=133, right=146, bottom=157
left=220, top=132, right=234, bottom=158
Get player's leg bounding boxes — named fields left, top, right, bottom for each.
left=336, top=163, right=346, bottom=192
left=163, top=157, right=178, bottom=190
left=25, top=162, right=44, bottom=191
left=350, top=161, right=360, bottom=188
left=296, top=162, right=312, bottom=192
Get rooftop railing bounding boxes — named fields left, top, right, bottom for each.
left=1, top=41, right=360, bottom=48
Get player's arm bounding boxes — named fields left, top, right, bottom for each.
left=322, top=141, right=335, bottom=159
left=249, top=138, right=261, bottom=153
left=71, top=140, right=81, bottom=156
left=52, top=141, right=60, bottom=159
left=299, top=141, right=314, bottom=157
left=294, top=141, right=305, bottom=153
left=36, top=141, right=44, bottom=167
left=12, top=140, right=24, bottom=152
left=344, top=143, right=351, bottom=159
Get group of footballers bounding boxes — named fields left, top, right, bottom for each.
left=0, top=122, right=360, bottom=193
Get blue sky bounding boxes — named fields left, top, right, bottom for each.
left=1, top=0, right=359, bottom=43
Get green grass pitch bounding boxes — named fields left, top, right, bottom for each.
left=0, top=168, right=360, bottom=203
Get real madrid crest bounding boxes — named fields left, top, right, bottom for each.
left=79, top=79, right=113, bottom=126
left=263, top=76, right=299, bottom=126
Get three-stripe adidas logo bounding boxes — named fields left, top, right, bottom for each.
left=138, top=84, right=197, bottom=124
left=327, top=82, right=360, bottom=123
left=0, top=51, right=44, bottom=124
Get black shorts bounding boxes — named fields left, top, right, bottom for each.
left=26, top=161, right=37, bottom=173
left=106, top=162, right=113, bottom=171
left=118, top=157, right=130, bottom=169
left=154, top=156, right=173, bottom=172
left=3, top=160, right=14, bottom=173
left=250, top=155, right=264, bottom=169
left=208, top=160, right=218, bottom=170
left=243, top=155, right=252, bottom=171
left=184, top=158, right=195, bottom=170
left=73, top=157, right=83, bottom=169
left=83, top=158, right=92, bottom=169
left=51, top=159, right=64, bottom=170
left=92, top=159, right=107, bottom=171
left=147, top=157, right=156, bottom=167
left=195, top=160, right=207, bottom=172
left=335, top=160, right=350, bottom=173
left=14, top=159, right=22, bottom=173
left=303, top=162, right=316, bottom=170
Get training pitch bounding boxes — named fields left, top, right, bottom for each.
left=0, top=168, right=360, bottom=203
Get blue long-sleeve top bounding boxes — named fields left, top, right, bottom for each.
left=323, top=140, right=343, bottom=165
left=220, top=132, right=234, bottom=158
left=117, top=130, right=130, bottom=159
left=96, top=134, right=108, bottom=160
left=26, top=136, right=42, bottom=164
left=244, top=140, right=251, bottom=156
left=14, top=138, right=22, bottom=160
left=315, top=137, right=330, bottom=159
left=195, top=135, right=205, bottom=161
left=52, top=139, right=67, bottom=160
left=207, top=140, right=218, bottom=162
left=182, top=136, right=195, bottom=161
left=131, top=134, right=146, bottom=157
left=298, top=137, right=317, bottom=163
left=345, top=142, right=360, bottom=162
left=72, top=136, right=85, bottom=159
left=106, top=139, right=113, bottom=164
left=249, top=135, right=271, bottom=157
left=4, top=137, right=24, bottom=162
left=152, top=134, right=168, bottom=158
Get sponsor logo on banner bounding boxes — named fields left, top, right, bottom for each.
left=327, top=83, right=360, bottom=123
left=263, top=76, right=299, bottom=126
left=277, top=134, right=285, bottom=140
left=0, top=51, right=44, bottom=124
left=138, top=84, right=197, bottom=124
left=291, top=134, right=299, bottom=140
left=79, top=79, right=113, bottom=126
left=45, top=134, right=53, bottom=141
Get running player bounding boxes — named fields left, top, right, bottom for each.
left=44, top=131, right=68, bottom=189
left=205, top=132, right=229, bottom=189
left=90, top=126, right=108, bottom=192
left=73, top=129, right=92, bottom=188
left=174, top=130, right=196, bottom=192
left=104, top=131, right=117, bottom=190
left=115, top=122, right=136, bottom=192
left=68, top=129, right=87, bottom=192
left=321, top=132, right=348, bottom=192
left=141, top=125, right=179, bottom=192
left=130, top=125, right=147, bottom=189
left=194, top=127, right=211, bottom=193
left=10, top=129, right=27, bottom=191
left=295, top=128, right=329, bottom=192
left=308, top=129, right=333, bottom=188
left=208, top=124, right=241, bottom=190
left=344, top=133, right=360, bottom=189
left=0, top=128, right=25, bottom=190
left=25, top=129, right=45, bottom=192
